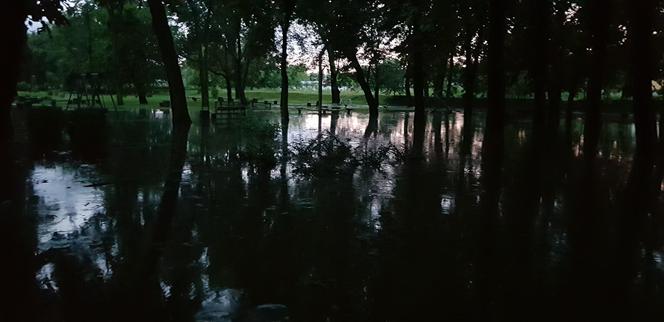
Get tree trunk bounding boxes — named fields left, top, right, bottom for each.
left=318, top=48, right=324, bottom=109
left=549, top=2, right=565, bottom=129
left=412, top=14, right=426, bottom=158
left=412, top=39, right=425, bottom=115
left=136, top=83, right=148, bottom=105
left=405, top=75, right=412, bottom=102
left=446, top=50, right=455, bottom=99
left=328, top=46, right=341, bottom=104
left=434, top=55, right=448, bottom=99
left=199, top=43, right=209, bottom=109
left=280, top=3, right=292, bottom=118
left=583, top=0, right=609, bottom=159
left=374, top=63, right=380, bottom=106
left=462, top=34, right=479, bottom=110
left=189, top=0, right=210, bottom=109
left=485, top=0, right=506, bottom=156
left=613, top=2, right=659, bottom=314
left=107, top=5, right=126, bottom=107
left=147, top=0, right=191, bottom=128
left=234, top=21, right=248, bottom=105
left=116, top=91, right=124, bottom=106
left=138, top=93, right=148, bottom=105
left=477, top=2, right=506, bottom=316
left=1, top=1, right=28, bottom=145
left=531, top=0, right=549, bottom=125
left=565, top=85, right=577, bottom=129
left=629, top=0, right=657, bottom=163
left=224, top=75, right=233, bottom=102
left=347, top=51, right=378, bottom=117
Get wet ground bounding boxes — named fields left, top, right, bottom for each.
left=3, top=107, right=664, bottom=321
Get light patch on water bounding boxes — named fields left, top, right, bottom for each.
left=302, top=114, right=325, bottom=132
left=182, top=163, right=193, bottom=183
left=195, top=289, right=245, bottom=322
left=32, top=164, right=106, bottom=249
left=153, top=110, right=165, bottom=119
left=370, top=198, right=382, bottom=219
left=160, top=281, right=172, bottom=298
left=654, top=252, right=664, bottom=272
left=440, top=193, right=455, bottom=215
left=199, top=247, right=209, bottom=269
left=111, top=241, right=119, bottom=257
left=241, top=167, right=249, bottom=190
left=369, top=198, right=383, bottom=231
left=94, top=253, right=112, bottom=280
left=36, top=263, right=58, bottom=291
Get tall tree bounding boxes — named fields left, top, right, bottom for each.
left=582, top=0, right=611, bottom=158
left=324, top=0, right=381, bottom=116
left=147, top=0, right=191, bottom=128
left=460, top=1, right=486, bottom=111
left=476, top=0, right=506, bottom=316
left=279, top=0, right=294, bottom=119
left=529, top=0, right=550, bottom=125
left=327, top=45, right=341, bottom=104
left=485, top=0, right=506, bottom=161
left=2, top=0, right=66, bottom=144
left=629, top=0, right=657, bottom=162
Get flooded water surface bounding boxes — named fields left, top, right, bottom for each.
left=4, top=108, right=664, bottom=322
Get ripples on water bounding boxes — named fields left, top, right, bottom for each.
left=5, top=108, right=663, bottom=321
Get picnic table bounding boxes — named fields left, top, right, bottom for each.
left=211, top=97, right=247, bottom=122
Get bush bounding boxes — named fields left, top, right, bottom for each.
left=290, top=133, right=406, bottom=177
left=291, top=133, right=356, bottom=177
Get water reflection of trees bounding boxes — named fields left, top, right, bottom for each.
left=9, top=111, right=664, bottom=321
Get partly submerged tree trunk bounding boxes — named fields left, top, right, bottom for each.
left=328, top=46, right=341, bottom=104
left=347, top=50, right=378, bottom=117
left=147, top=0, right=191, bottom=128
left=280, top=4, right=292, bottom=118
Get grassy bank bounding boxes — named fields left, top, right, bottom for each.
left=17, top=89, right=662, bottom=114
left=16, top=89, right=372, bottom=111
